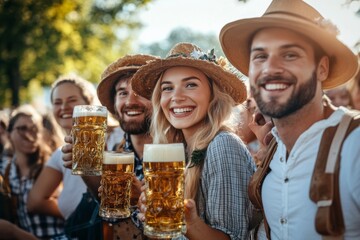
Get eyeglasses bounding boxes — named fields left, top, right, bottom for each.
left=14, top=125, right=39, bottom=135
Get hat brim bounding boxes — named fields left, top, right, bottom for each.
left=97, top=66, right=138, bottom=114
left=220, top=14, right=359, bottom=89
left=131, top=57, right=247, bottom=104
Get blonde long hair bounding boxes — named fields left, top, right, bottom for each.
left=151, top=73, right=235, bottom=200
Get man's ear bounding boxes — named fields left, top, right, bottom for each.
left=317, top=56, right=329, bottom=82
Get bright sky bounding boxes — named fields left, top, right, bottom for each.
left=136, top=0, right=360, bottom=52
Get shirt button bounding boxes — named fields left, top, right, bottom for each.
left=280, top=157, right=284, bottom=162
left=280, top=218, right=287, bottom=224
left=284, top=177, right=289, bottom=183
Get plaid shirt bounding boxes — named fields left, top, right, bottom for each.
left=115, top=133, right=144, bottom=181
left=8, top=158, right=67, bottom=239
left=115, top=133, right=144, bottom=229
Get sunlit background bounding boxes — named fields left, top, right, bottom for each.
left=0, top=0, right=359, bottom=110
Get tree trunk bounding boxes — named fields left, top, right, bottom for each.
left=7, top=59, right=21, bottom=107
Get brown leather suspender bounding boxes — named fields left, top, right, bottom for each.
left=310, top=112, right=360, bottom=239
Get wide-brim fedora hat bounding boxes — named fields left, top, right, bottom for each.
left=131, top=42, right=247, bottom=104
left=97, top=54, right=159, bottom=114
left=220, top=0, right=359, bottom=90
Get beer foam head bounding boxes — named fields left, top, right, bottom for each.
left=103, top=151, right=134, bottom=164
left=143, top=143, right=185, bottom=162
left=73, top=105, right=107, bottom=118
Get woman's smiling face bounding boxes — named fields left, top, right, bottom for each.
left=52, top=82, right=88, bottom=131
left=160, top=66, right=211, bottom=138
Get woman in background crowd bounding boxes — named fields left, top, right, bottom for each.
left=347, top=55, right=360, bottom=110
left=0, top=110, right=12, bottom=173
left=41, top=111, right=65, bottom=153
left=325, top=83, right=353, bottom=108
left=230, top=98, right=258, bottom=156
left=27, top=74, right=102, bottom=239
left=5, top=104, right=66, bottom=239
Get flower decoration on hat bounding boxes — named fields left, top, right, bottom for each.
left=131, top=42, right=248, bottom=104
left=190, top=48, right=217, bottom=63
left=169, top=46, right=232, bottom=72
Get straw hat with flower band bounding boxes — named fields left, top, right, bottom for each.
left=131, top=42, right=247, bottom=105
left=220, top=0, right=359, bottom=90
left=97, top=54, right=159, bottom=114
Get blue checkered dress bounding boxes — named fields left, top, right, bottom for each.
left=175, top=131, right=256, bottom=240
left=8, top=159, right=68, bottom=239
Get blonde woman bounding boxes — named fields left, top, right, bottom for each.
left=27, top=74, right=102, bottom=239
left=133, top=42, right=256, bottom=240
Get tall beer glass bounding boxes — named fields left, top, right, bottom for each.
left=72, top=105, right=107, bottom=176
left=99, top=151, right=134, bottom=221
left=143, top=143, right=186, bottom=239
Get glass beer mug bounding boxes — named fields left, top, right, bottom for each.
left=99, top=151, right=134, bottom=221
left=143, top=143, right=187, bottom=238
left=71, top=105, right=107, bottom=176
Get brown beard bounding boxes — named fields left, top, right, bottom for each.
left=251, top=71, right=317, bottom=119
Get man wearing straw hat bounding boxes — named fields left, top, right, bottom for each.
left=220, top=0, right=360, bottom=239
left=62, top=54, right=158, bottom=239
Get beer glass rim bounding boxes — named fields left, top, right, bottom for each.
left=74, top=104, right=107, bottom=109
left=103, top=150, right=134, bottom=156
left=103, top=151, right=134, bottom=165
left=144, top=143, right=184, bottom=147
left=73, top=105, right=107, bottom=117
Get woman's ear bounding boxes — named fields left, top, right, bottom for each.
left=317, top=56, right=330, bottom=82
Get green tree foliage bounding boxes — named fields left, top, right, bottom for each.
left=0, top=0, right=151, bottom=108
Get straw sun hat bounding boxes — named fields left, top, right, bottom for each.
left=97, top=54, right=159, bottom=114
left=131, top=42, right=247, bottom=104
left=220, top=0, right=359, bottom=90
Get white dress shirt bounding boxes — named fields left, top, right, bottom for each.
left=262, top=107, right=360, bottom=240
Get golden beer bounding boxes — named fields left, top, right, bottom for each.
left=143, top=143, right=186, bottom=239
left=99, top=151, right=134, bottom=221
left=72, top=105, right=107, bottom=176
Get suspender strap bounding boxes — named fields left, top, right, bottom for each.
left=248, top=138, right=277, bottom=239
left=325, top=113, right=353, bottom=173
left=310, top=111, right=360, bottom=239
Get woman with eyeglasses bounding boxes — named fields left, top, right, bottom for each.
left=2, top=104, right=67, bottom=239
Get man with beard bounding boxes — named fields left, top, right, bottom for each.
left=62, top=54, right=158, bottom=240
left=220, top=0, right=360, bottom=239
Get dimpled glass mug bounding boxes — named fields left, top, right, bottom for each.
left=143, top=143, right=187, bottom=239
left=99, top=151, right=134, bottom=221
left=71, top=105, right=107, bottom=176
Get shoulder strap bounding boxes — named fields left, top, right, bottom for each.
left=310, top=111, right=360, bottom=239
left=248, top=137, right=277, bottom=239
